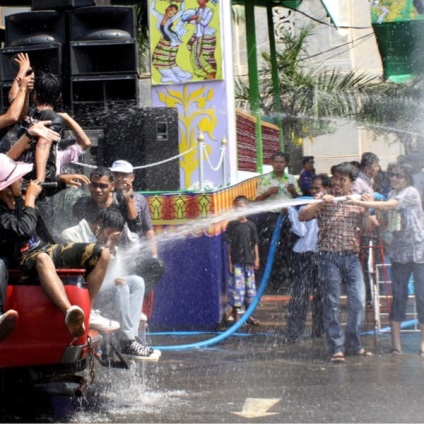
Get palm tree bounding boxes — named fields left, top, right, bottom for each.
left=234, top=23, right=422, bottom=160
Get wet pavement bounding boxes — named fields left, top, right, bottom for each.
left=1, top=297, right=424, bottom=423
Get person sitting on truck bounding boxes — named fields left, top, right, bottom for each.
left=0, top=153, right=112, bottom=338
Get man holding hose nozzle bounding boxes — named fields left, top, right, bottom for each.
left=299, top=162, right=374, bottom=363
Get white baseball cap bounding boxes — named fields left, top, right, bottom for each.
left=109, top=160, right=134, bottom=174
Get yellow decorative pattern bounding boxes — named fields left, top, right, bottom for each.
left=156, top=84, right=217, bottom=187
left=143, top=176, right=260, bottom=237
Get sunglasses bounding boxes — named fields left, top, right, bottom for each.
left=89, top=182, right=110, bottom=190
left=389, top=173, right=406, bottom=179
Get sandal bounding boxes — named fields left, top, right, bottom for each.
left=247, top=317, right=260, bottom=326
left=390, top=349, right=403, bottom=355
left=355, top=349, right=374, bottom=357
left=331, top=352, right=345, bottom=363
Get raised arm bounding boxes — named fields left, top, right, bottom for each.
left=59, top=112, right=91, bottom=151
left=0, top=73, right=34, bottom=129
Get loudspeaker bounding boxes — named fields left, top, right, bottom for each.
left=70, top=74, right=138, bottom=121
left=69, top=6, right=136, bottom=41
left=69, top=6, right=137, bottom=76
left=100, top=108, right=180, bottom=191
left=32, top=0, right=94, bottom=10
left=0, top=44, right=63, bottom=81
left=5, top=11, right=66, bottom=47
left=70, top=40, right=138, bottom=75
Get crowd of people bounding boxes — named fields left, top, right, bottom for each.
left=223, top=150, right=424, bottom=362
left=0, top=54, right=161, bottom=361
left=1, top=54, right=423, bottom=365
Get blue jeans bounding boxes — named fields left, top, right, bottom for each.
left=115, top=275, right=145, bottom=341
left=97, top=274, right=145, bottom=341
left=390, top=262, right=424, bottom=324
left=318, top=252, right=365, bottom=355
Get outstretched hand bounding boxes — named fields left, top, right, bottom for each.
left=28, top=121, right=60, bottom=142
left=59, top=173, right=90, bottom=187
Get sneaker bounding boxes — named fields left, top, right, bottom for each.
left=135, top=336, right=161, bottom=357
left=0, top=310, right=18, bottom=342
left=65, top=305, right=85, bottom=338
left=89, top=309, right=120, bottom=332
left=121, top=339, right=160, bottom=361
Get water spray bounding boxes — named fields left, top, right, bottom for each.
left=150, top=213, right=285, bottom=351
left=146, top=192, right=385, bottom=350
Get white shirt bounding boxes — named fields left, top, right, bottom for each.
left=288, top=206, right=318, bottom=253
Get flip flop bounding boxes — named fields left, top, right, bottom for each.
left=355, top=349, right=374, bottom=357
left=390, top=349, right=403, bottom=355
left=331, top=352, right=345, bottom=363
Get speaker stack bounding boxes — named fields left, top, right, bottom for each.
left=0, top=9, right=67, bottom=109
left=0, top=1, right=138, bottom=120
left=68, top=5, right=139, bottom=124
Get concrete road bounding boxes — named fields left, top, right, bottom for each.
left=1, top=298, right=423, bottom=423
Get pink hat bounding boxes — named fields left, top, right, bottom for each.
left=0, top=154, right=33, bottom=191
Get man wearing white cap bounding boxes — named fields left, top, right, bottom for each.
left=109, top=160, right=158, bottom=260
left=0, top=153, right=111, bottom=339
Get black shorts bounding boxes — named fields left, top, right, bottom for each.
left=20, top=242, right=105, bottom=278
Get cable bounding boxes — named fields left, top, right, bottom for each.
left=150, top=213, right=285, bottom=351
left=292, top=7, right=373, bottom=30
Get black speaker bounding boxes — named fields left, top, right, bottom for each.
left=70, top=74, right=138, bottom=121
left=32, top=0, right=95, bottom=11
left=69, top=6, right=137, bottom=76
left=100, top=108, right=180, bottom=192
left=5, top=11, right=66, bottom=47
left=69, top=6, right=136, bottom=41
left=0, top=44, right=63, bottom=81
left=70, top=40, right=138, bottom=75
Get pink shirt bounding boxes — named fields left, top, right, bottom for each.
left=56, top=144, right=84, bottom=175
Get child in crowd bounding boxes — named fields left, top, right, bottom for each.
left=224, top=195, right=260, bottom=325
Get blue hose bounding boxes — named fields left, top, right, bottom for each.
left=361, top=319, right=418, bottom=336
left=151, top=214, right=285, bottom=351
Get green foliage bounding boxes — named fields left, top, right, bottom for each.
left=235, top=23, right=424, bottom=151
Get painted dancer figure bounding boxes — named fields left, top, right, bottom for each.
left=151, top=0, right=192, bottom=84
left=186, top=0, right=218, bottom=80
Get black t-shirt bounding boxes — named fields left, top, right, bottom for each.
left=225, top=219, right=259, bottom=265
left=19, top=108, right=65, bottom=184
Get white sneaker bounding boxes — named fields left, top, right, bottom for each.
left=89, top=309, right=120, bottom=332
